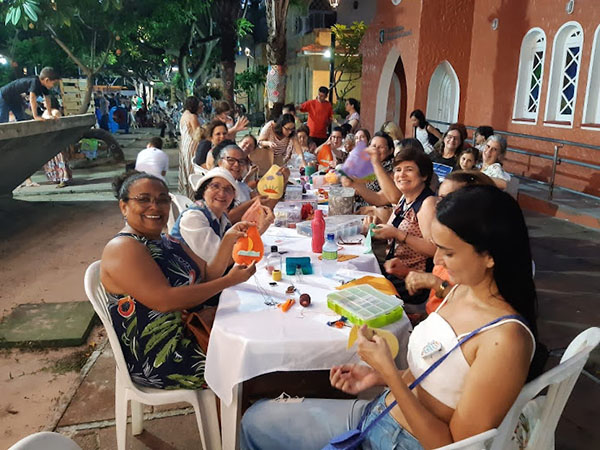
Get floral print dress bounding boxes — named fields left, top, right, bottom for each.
left=107, top=232, right=208, bottom=390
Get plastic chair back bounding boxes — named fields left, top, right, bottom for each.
left=8, top=431, right=82, bottom=450
left=167, top=193, right=193, bottom=233
left=435, top=327, right=600, bottom=450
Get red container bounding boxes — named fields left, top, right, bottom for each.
left=311, top=209, right=325, bottom=253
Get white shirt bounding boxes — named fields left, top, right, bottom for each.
left=135, top=147, right=169, bottom=181
left=483, top=162, right=511, bottom=182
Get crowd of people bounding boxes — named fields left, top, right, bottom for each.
left=99, top=85, right=539, bottom=449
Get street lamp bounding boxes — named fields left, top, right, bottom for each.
left=0, top=55, right=7, bottom=65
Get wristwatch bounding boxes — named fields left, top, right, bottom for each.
left=435, top=280, right=450, bottom=298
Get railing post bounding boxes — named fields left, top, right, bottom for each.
left=550, top=144, right=563, bottom=200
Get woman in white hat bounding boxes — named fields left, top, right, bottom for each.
left=170, top=167, right=240, bottom=263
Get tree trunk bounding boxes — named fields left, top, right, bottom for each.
left=265, top=0, right=290, bottom=120
left=78, top=73, right=94, bottom=115
left=216, top=0, right=240, bottom=107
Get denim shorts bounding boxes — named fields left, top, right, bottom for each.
left=360, top=391, right=423, bottom=450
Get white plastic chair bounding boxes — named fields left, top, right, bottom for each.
left=167, top=193, right=194, bottom=232
left=84, top=261, right=221, bottom=450
left=505, top=175, right=520, bottom=199
left=435, top=327, right=600, bottom=449
left=8, top=431, right=82, bottom=450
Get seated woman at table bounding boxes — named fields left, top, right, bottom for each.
left=193, top=119, right=229, bottom=169
left=100, top=171, right=256, bottom=390
left=481, top=134, right=512, bottom=190
left=341, top=131, right=396, bottom=211
left=241, top=185, right=538, bottom=449
left=257, top=113, right=306, bottom=168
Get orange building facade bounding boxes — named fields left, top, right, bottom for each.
left=359, top=0, right=600, bottom=196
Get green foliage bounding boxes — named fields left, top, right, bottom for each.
left=331, top=20, right=366, bottom=100
left=234, top=64, right=266, bottom=113
left=236, top=17, right=254, bottom=38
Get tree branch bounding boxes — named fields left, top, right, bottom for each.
left=46, top=24, right=91, bottom=76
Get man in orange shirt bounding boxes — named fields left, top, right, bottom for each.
left=299, top=86, right=333, bottom=146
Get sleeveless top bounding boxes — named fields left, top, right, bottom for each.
left=407, top=285, right=536, bottom=408
left=386, top=186, right=435, bottom=271
left=106, top=232, right=209, bottom=390
left=414, top=126, right=434, bottom=154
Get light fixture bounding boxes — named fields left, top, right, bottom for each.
left=329, top=0, right=339, bottom=8
left=171, top=66, right=179, bottom=73
left=244, top=47, right=251, bottom=57
left=323, top=49, right=332, bottom=59
left=0, top=55, right=7, bottom=65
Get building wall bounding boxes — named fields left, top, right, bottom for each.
left=361, top=0, right=600, bottom=196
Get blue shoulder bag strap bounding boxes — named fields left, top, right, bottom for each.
left=358, top=314, right=527, bottom=435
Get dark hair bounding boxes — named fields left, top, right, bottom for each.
left=332, top=125, right=346, bottom=138
left=273, top=114, right=296, bottom=137
left=194, top=178, right=236, bottom=210
left=297, top=124, right=310, bottom=136
left=436, top=185, right=537, bottom=336
left=40, top=67, right=60, bottom=81
left=410, top=109, right=427, bottom=129
left=444, top=169, right=495, bottom=187
left=184, top=96, right=200, bottom=114
left=207, top=120, right=228, bottom=138
left=371, top=131, right=394, bottom=154
left=355, top=128, right=371, bottom=142
left=148, top=137, right=163, bottom=149
left=211, top=139, right=237, bottom=164
left=282, top=103, right=296, bottom=114
left=214, top=100, right=231, bottom=116
left=113, top=170, right=167, bottom=200
left=346, top=98, right=360, bottom=113
left=393, top=139, right=433, bottom=185
left=475, top=125, right=494, bottom=140
left=318, top=86, right=329, bottom=95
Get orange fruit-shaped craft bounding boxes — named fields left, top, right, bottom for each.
left=232, top=226, right=264, bottom=265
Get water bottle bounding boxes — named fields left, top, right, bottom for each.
left=265, top=245, right=282, bottom=275
left=321, top=233, right=338, bottom=278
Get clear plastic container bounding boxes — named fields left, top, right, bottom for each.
left=265, top=245, right=282, bottom=274
left=321, top=233, right=338, bottom=278
left=327, top=285, right=404, bottom=327
left=296, top=215, right=364, bottom=239
left=285, top=185, right=303, bottom=201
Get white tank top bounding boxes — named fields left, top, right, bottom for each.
left=414, top=126, right=434, bottom=154
left=406, top=285, right=536, bottom=409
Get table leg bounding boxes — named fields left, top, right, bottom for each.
left=221, top=383, right=242, bottom=450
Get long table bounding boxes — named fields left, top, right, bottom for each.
left=204, top=227, right=412, bottom=450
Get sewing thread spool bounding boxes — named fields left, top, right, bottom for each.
left=272, top=269, right=282, bottom=281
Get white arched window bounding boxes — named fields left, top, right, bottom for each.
left=545, top=22, right=584, bottom=125
left=513, top=28, right=546, bottom=122
left=583, top=25, right=600, bottom=128
left=426, top=61, right=460, bottom=129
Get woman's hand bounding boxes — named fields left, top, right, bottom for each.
left=366, top=145, right=382, bottom=165
left=230, top=116, right=249, bottom=134
left=258, top=206, right=275, bottom=235
left=362, top=215, right=378, bottom=234
left=356, top=325, right=397, bottom=379
left=405, top=271, right=440, bottom=295
left=384, top=257, right=411, bottom=279
left=227, top=262, right=257, bottom=285
left=222, top=221, right=252, bottom=246
left=262, top=140, right=277, bottom=149
left=329, top=364, right=383, bottom=395
left=372, top=224, right=400, bottom=240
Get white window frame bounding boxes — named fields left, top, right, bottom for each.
left=512, top=28, right=546, bottom=124
left=425, top=61, right=460, bottom=130
left=544, top=21, right=584, bottom=127
left=582, top=25, right=600, bottom=130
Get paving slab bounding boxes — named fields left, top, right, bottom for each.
left=0, top=302, right=96, bottom=348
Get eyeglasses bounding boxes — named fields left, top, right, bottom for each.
left=445, top=135, right=460, bottom=142
left=127, top=195, right=172, bottom=206
left=283, top=126, right=295, bottom=132
left=207, top=182, right=235, bottom=195
left=224, top=156, right=249, bottom=166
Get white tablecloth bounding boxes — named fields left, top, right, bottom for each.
left=205, top=255, right=411, bottom=406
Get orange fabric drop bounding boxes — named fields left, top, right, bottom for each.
left=232, top=226, right=264, bottom=265
left=317, top=144, right=333, bottom=167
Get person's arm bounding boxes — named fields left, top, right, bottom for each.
left=100, top=236, right=255, bottom=312
left=43, top=96, right=56, bottom=119
left=367, top=148, right=401, bottom=204
left=227, top=115, right=249, bottom=140
left=426, top=124, right=442, bottom=139
left=228, top=198, right=257, bottom=224
left=257, top=122, right=276, bottom=149
left=289, top=136, right=307, bottom=167
left=203, top=222, right=252, bottom=279
left=29, top=92, right=43, bottom=120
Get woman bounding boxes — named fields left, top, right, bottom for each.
left=294, top=124, right=317, bottom=165
left=257, top=113, right=306, bottom=168
left=481, top=134, right=512, bottom=189
left=405, top=170, right=495, bottom=315
left=354, top=128, right=371, bottom=146
left=369, top=141, right=437, bottom=304
left=381, top=121, right=404, bottom=155
left=241, top=185, right=537, bottom=450
left=100, top=171, right=256, bottom=389
left=42, top=108, right=72, bottom=188
left=344, top=98, right=360, bottom=133
left=429, top=124, right=465, bottom=169
left=179, top=96, right=201, bottom=198
left=193, top=119, right=228, bottom=169
left=170, top=167, right=241, bottom=264
left=410, top=109, right=442, bottom=154
left=213, top=100, right=249, bottom=139
left=341, top=131, right=396, bottom=210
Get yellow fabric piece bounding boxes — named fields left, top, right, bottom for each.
left=257, top=164, right=285, bottom=200
left=336, top=275, right=399, bottom=297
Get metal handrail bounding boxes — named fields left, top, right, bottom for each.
left=427, top=119, right=600, bottom=199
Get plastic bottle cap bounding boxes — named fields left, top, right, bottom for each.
left=271, top=245, right=278, bottom=253
left=327, top=233, right=335, bottom=240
